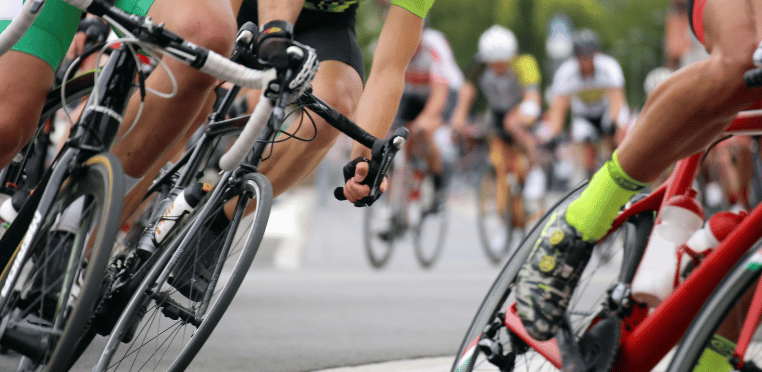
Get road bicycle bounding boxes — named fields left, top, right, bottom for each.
left=475, top=161, right=522, bottom=266
left=363, top=135, right=448, bottom=269
left=475, top=131, right=555, bottom=266
left=451, top=73, right=762, bottom=371
left=0, top=3, right=407, bottom=371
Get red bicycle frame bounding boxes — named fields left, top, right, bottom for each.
left=502, top=111, right=762, bottom=371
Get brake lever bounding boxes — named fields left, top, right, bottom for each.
left=366, top=128, right=408, bottom=201
left=269, top=68, right=293, bottom=130
left=337, top=127, right=408, bottom=207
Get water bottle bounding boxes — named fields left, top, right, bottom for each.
left=632, top=189, right=704, bottom=307
left=0, top=190, right=27, bottom=238
left=153, top=183, right=211, bottom=244
left=677, top=210, right=747, bottom=284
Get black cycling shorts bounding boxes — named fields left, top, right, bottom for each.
left=237, top=0, right=365, bottom=79
left=394, top=90, right=459, bottom=127
left=491, top=110, right=513, bottom=144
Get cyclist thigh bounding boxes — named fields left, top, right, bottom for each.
left=0, top=52, right=53, bottom=161
left=146, top=0, right=236, bottom=57
left=488, top=137, right=513, bottom=174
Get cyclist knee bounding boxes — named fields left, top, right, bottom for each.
left=0, top=115, right=36, bottom=155
left=309, top=85, right=360, bottom=149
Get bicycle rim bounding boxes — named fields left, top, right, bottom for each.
left=89, top=172, right=273, bottom=372
left=364, top=190, right=397, bottom=269
left=0, top=153, right=123, bottom=371
left=666, top=245, right=762, bottom=372
left=413, top=172, right=447, bottom=269
left=477, top=165, right=513, bottom=265
left=453, top=182, right=634, bottom=372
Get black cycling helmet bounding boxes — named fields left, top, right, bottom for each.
left=572, top=28, right=601, bottom=56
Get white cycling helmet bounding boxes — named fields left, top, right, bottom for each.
left=478, top=25, right=518, bottom=62
left=643, top=67, right=674, bottom=97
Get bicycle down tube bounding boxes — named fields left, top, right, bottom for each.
left=501, top=112, right=762, bottom=371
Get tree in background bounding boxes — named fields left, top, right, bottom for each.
left=356, top=0, right=670, bottom=108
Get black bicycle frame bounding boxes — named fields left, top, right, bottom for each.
left=0, top=44, right=138, bottom=277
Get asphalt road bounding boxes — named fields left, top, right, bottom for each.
left=0, top=180, right=511, bottom=372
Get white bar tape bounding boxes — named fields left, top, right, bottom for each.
left=201, top=50, right=267, bottom=89
left=0, top=0, right=37, bottom=56
left=63, top=0, right=93, bottom=10
left=218, top=91, right=274, bottom=171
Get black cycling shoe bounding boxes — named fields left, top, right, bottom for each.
left=169, top=215, right=228, bottom=302
left=514, top=209, right=595, bottom=341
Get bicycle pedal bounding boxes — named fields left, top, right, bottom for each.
left=557, top=313, right=620, bottom=372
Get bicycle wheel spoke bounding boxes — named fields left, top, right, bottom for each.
left=87, top=173, right=272, bottom=371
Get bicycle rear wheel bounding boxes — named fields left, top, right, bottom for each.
left=0, top=153, right=123, bottom=371
left=412, top=170, right=447, bottom=269
left=666, top=246, right=762, bottom=372
left=90, top=172, right=273, bottom=372
left=476, top=164, right=514, bottom=265
left=453, top=182, right=641, bottom=372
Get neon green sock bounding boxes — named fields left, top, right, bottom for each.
left=565, top=151, right=648, bottom=241
left=693, top=334, right=734, bottom=372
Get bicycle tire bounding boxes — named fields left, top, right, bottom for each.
left=665, top=245, right=762, bottom=372
left=90, top=172, right=273, bottom=372
left=364, top=161, right=408, bottom=269
left=0, top=153, right=123, bottom=371
left=363, top=192, right=396, bottom=268
left=452, top=181, right=645, bottom=372
left=412, top=171, right=447, bottom=269
left=476, top=164, right=514, bottom=265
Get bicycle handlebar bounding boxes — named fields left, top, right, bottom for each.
left=218, top=75, right=276, bottom=171
left=0, top=0, right=46, bottom=56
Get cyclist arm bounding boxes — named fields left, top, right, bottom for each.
left=257, top=0, right=304, bottom=24
left=343, top=5, right=423, bottom=203
left=349, top=5, right=423, bottom=159
left=547, top=94, right=570, bottom=138
left=450, top=82, right=476, bottom=132
left=607, top=86, right=627, bottom=127
left=513, top=88, right=542, bottom=128
left=414, top=80, right=449, bottom=135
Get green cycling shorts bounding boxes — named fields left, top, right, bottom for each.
left=0, top=0, right=155, bottom=71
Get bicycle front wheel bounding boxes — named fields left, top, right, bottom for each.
left=0, top=153, right=123, bottom=371
left=412, top=171, right=447, bottom=269
left=453, top=182, right=644, bottom=372
left=91, top=172, right=273, bottom=372
left=364, top=184, right=400, bottom=269
left=476, top=164, right=514, bottom=265
left=666, top=246, right=762, bottom=372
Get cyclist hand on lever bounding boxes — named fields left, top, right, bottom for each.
left=233, top=0, right=434, bottom=206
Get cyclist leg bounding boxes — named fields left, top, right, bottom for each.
left=0, top=0, right=84, bottom=168
left=0, top=53, right=53, bottom=167
left=487, top=111, right=513, bottom=220
left=250, top=6, right=365, bottom=198
left=110, top=0, right=237, bottom=178
left=516, top=0, right=762, bottom=341
left=505, top=142, right=528, bottom=229
left=258, top=60, right=363, bottom=197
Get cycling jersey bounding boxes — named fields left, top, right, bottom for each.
left=303, top=0, right=434, bottom=18
left=550, top=53, right=624, bottom=119
left=404, top=28, right=463, bottom=97
left=686, top=0, right=707, bottom=45
left=395, top=28, right=461, bottom=126
left=0, top=0, right=154, bottom=70
left=238, top=0, right=364, bottom=77
left=465, top=54, right=540, bottom=113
